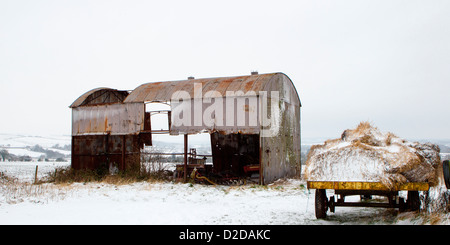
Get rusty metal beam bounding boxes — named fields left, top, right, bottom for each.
left=121, top=135, right=126, bottom=171
left=184, top=134, right=188, bottom=183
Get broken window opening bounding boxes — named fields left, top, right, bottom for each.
left=145, top=102, right=171, bottom=133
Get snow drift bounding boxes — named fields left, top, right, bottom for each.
left=304, top=122, right=442, bottom=189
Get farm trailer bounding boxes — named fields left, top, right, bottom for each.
left=307, top=181, right=429, bottom=219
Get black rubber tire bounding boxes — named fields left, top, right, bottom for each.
left=443, top=160, right=450, bottom=189
left=407, top=191, right=420, bottom=211
left=315, top=189, right=328, bottom=219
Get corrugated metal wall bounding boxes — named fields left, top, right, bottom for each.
left=72, top=134, right=141, bottom=171
left=260, top=74, right=301, bottom=184
left=72, top=103, right=144, bottom=136
left=71, top=89, right=145, bottom=171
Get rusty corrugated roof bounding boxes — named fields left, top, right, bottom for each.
left=71, top=73, right=301, bottom=108
left=123, top=73, right=287, bottom=103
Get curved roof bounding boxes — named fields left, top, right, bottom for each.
left=123, top=72, right=300, bottom=105
left=70, top=73, right=301, bottom=108
left=70, top=87, right=129, bottom=108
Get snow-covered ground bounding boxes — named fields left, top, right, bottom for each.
left=1, top=161, right=449, bottom=225
left=0, top=161, right=70, bottom=183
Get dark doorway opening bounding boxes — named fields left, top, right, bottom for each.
left=210, top=132, right=260, bottom=183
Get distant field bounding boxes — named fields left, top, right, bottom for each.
left=0, top=161, right=70, bottom=183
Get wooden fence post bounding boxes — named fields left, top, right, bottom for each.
left=34, top=165, right=38, bottom=184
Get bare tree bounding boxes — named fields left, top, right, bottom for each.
left=0, top=149, right=9, bottom=161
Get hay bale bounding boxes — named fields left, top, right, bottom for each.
left=304, top=122, right=441, bottom=189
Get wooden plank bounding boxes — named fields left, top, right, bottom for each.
left=306, top=181, right=429, bottom=191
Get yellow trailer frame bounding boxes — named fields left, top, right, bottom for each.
left=307, top=181, right=429, bottom=191
left=306, top=181, right=430, bottom=219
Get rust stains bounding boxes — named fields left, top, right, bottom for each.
left=70, top=72, right=302, bottom=184
left=122, top=73, right=288, bottom=103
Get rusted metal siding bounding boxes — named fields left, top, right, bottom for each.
left=72, top=103, right=144, bottom=136
left=169, top=95, right=260, bottom=135
left=72, top=134, right=141, bottom=171
left=70, top=89, right=144, bottom=171
left=260, top=74, right=301, bottom=184
left=167, top=73, right=300, bottom=138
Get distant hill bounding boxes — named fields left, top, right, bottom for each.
left=0, top=134, right=71, bottom=161
left=1, top=133, right=449, bottom=162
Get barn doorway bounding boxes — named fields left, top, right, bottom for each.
left=210, top=132, right=260, bottom=183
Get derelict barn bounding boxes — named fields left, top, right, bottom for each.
left=70, top=72, right=301, bottom=184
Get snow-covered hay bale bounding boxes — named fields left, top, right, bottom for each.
left=304, top=122, right=441, bottom=189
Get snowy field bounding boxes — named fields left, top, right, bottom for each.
left=1, top=161, right=449, bottom=225
left=0, top=161, right=70, bottom=183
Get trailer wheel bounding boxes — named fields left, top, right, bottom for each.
left=315, top=189, right=328, bottom=219
left=443, top=160, right=450, bottom=189
left=407, top=191, right=420, bottom=211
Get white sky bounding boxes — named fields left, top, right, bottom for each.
left=1, top=0, right=449, bottom=140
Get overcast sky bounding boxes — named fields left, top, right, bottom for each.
left=1, top=0, right=449, bottom=141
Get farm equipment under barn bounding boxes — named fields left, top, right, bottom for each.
left=174, top=148, right=261, bottom=185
